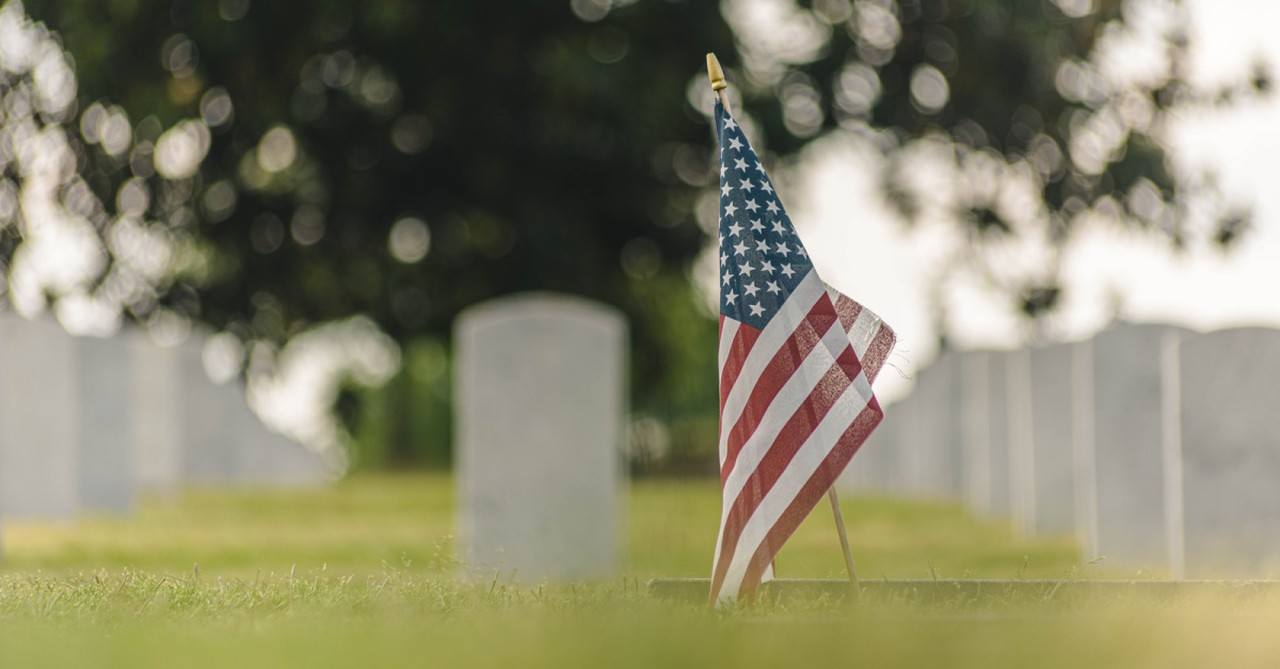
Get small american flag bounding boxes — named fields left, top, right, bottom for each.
left=710, top=100, right=896, bottom=604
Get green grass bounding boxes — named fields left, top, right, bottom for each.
left=0, top=473, right=1262, bottom=668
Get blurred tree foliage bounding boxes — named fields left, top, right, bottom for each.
left=6, top=0, right=1265, bottom=469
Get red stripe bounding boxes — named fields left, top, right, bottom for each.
left=736, top=399, right=884, bottom=602
left=718, top=321, right=760, bottom=415
left=832, top=294, right=863, bottom=333
left=719, top=297, right=839, bottom=484
left=860, top=325, right=896, bottom=385
left=708, top=342, right=862, bottom=599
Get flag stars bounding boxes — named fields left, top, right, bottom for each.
left=727, top=222, right=743, bottom=238
left=750, top=219, right=765, bottom=233
left=725, top=290, right=738, bottom=305
left=771, top=220, right=787, bottom=235
left=744, top=199, right=760, bottom=213
left=766, top=280, right=781, bottom=295
left=741, top=180, right=756, bottom=193
left=723, top=114, right=737, bottom=130
left=733, top=157, right=749, bottom=172
left=776, top=242, right=790, bottom=257
left=721, top=183, right=734, bottom=197
left=755, top=239, right=771, bottom=253
left=722, top=270, right=732, bottom=286
left=743, top=282, right=759, bottom=297
left=761, top=181, right=774, bottom=194
left=733, top=240, right=749, bottom=256
left=797, top=246, right=808, bottom=258
left=748, top=302, right=766, bottom=317
left=766, top=200, right=781, bottom=215
left=724, top=202, right=738, bottom=217
left=728, top=136, right=743, bottom=151
left=760, top=260, right=775, bottom=274
left=737, top=261, right=755, bottom=276
left=781, top=263, right=795, bottom=278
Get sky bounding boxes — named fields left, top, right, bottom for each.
left=766, top=0, right=1280, bottom=404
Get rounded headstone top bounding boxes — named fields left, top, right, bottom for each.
left=454, top=292, right=626, bottom=338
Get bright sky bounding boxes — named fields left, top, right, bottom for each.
left=780, top=0, right=1280, bottom=404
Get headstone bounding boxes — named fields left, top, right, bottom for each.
left=1006, top=348, right=1035, bottom=535
left=958, top=351, right=992, bottom=514
left=1178, top=327, right=1280, bottom=577
left=897, top=352, right=963, bottom=500
left=455, top=293, right=626, bottom=582
left=0, top=315, right=78, bottom=518
left=178, top=337, right=240, bottom=484
left=132, top=332, right=182, bottom=495
left=76, top=334, right=135, bottom=513
left=1027, top=343, right=1079, bottom=537
left=1083, top=324, right=1184, bottom=572
left=838, top=395, right=902, bottom=494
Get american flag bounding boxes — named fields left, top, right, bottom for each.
left=710, top=100, right=896, bottom=604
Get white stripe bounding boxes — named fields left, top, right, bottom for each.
left=719, top=318, right=854, bottom=517
left=710, top=318, right=852, bottom=580
left=717, top=318, right=740, bottom=380
left=716, top=372, right=875, bottom=601
left=846, top=307, right=880, bottom=359
left=717, top=271, right=825, bottom=462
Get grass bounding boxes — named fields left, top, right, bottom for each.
left=0, top=473, right=1268, bottom=668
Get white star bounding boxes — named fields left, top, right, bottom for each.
left=733, top=158, right=748, bottom=172
left=741, top=180, right=756, bottom=193
left=766, top=200, right=781, bottom=214
left=755, top=239, right=770, bottom=253
left=760, top=260, right=775, bottom=274
left=720, top=164, right=727, bottom=177
left=744, top=199, right=760, bottom=213
left=797, top=246, right=809, bottom=258
left=727, top=221, right=743, bottom=237
left=781, top=263, right=795, bottom=278
left=728, top=136, right=743, bottom=151
left=743, top=281, right=759, bottom=297
left=733, top=241, right=748, bottom=256
left=725, top=290, right=738, bottom=305
left=775, top=242, right=790, bottom=257
left=723, top=115, right=738, bottom=130
left=766, top=281, right=781, bottom=295
left=722, top=270, right=732, bottom=286
left=719, top=251, right=727, bottom=265
left=750, top=219, right=764, bottom=233
left=721, top=183, right=734, bottom=197
left=771, top=220, right=787, bottom=235
left=738, top=261, right=755, bottom=276
left=748, top=302, right=766, bottom=317
left=761, top=180, right=774, bottom=194
left=724, top=202, right=738, bottom=217
left=755, top=161, right=767, bottom=174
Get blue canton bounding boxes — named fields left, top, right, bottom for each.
left=715, top=101, right=813, bottom=329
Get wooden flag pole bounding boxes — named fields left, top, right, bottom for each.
left=705, top=52, right=861, bottom=596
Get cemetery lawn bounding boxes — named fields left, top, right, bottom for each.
left=0, top=473, right=1268, bottom=668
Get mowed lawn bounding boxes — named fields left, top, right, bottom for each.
left=0, top=474, right=1274, bottom=669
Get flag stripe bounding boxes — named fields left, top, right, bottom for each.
left=716, top=272, right=825, bottom=460
left=714, top=371, right=880, bottom=601
left=709, top=333, right=863, bottom=597
left=718, top=296, right=840, bottom=483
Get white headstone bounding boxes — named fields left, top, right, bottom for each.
left=1027, top=343, right=1079, bottom=537
left=455, top=293, right=626, bottom=582
left=839, top=396, right=903, bottom=494
left=76, top=334, right=135, bottom=513
left=959, top=351, right=992, bottom=514
left=1178, top=327, right=1280, bottom=577
left=898, top=352, right=964, bottom=500
left=132, top=332, right=182, bottom=495
left=0, top=315, right=78, bottom=518
left=1081, top=324, right=1184, bottom=572
left=178, top=338, right=240, bottom=484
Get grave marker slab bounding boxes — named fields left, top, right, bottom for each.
left=1027, top=344, right=1078, bottom=537
left=455, top=293, right=626, bottom=582
left=76, top=334, right=135, bottom=513
left=131, top=332, right=182, bottom=495
left=1178, top=327, right=1280, bottom=577
left=0, top=315, right=78, bottom=518
left=898, top=352, right=964, bottom=500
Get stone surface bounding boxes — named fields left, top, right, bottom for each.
left=455, top=293, right=626, bottom=582
left=1083, top=324, right=1184, bottom=572
left=838, top=394, right=903, bottom=494
left=895, top=352, right=963, bottom=499
left=958, top=351, right=992, bottom=514
left=131, top=332, right=182, bottom=495
left=1178, top=327, right=1280, bottom=577
left=1027, top=344, right=1079, bottom=537
left=1006, top=348, right=1035, bottom=534
left=178, top=337, right=240, bottom=485
left=76, top=334, right=135, bottom=513
left=0, top=315, right=78, bottom=518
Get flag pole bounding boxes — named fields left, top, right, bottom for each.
left=705, top=52, right=861, bottom=597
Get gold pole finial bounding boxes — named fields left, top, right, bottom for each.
left=706, top=53, right=727, bottom=91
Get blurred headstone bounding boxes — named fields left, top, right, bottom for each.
left=0, top=315, right=78, bottom=518
left=1178, top=328, right=1280, bottom=577
left=959, top=351, right=992, bottom=514
left=1006, top=348, right=1035, bottom=535
left=973, top=351, right=1012, bottom=519
left=178, top=337, right=240, bottom=484
left=1083, top=324, right=1185, bottom=572
left=1027, top=344, right=1079, bottom=537
left=837, top=395, right=902, bottom=494
left=132, top=332, right=182, bottom=495
left=455, top=293, right=626, bottom=582
left=76, top=334, right=135, bottom=513
left=898, top=352, right=963, bottom=500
